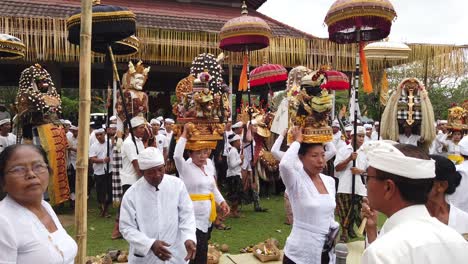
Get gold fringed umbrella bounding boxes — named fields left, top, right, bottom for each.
left=324, top=0, right=397, bottom=235
left=0, top=34, right=26, bottom=60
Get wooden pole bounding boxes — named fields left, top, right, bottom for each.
left=75, top=0, right=92, bottom=262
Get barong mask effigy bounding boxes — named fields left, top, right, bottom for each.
left=15, top=64, right=62, bottom=127
left=380, top=78, right=436, bottom=149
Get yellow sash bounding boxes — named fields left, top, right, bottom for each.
left=190, top=193, right=216, bottom=222
left=448, top=154, right=464, bottom=165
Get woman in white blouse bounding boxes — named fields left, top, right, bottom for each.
left=279, top=127, right=338, bottom=264
left=427, top=155, right=468, bottom=234
left=174, top=123, right=230, bottom=264
left=0, top=144, right=77, bottom=264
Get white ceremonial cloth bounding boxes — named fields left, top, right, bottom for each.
left=334, top=144, right=367, bottom=196
left=448, top=203, right=468, bottom=234
left=0, top=133, right=16, bottom=153
left=227, top=146, right=242, bottom=177
left=0, top=196, right=77, bottom=264
left=362, top=205, right=468, bottom=264
left=448, top=161, right=468, bottom=213
left=120, top=136, right=145, bottom=185
left=324, top=142, right=336, bottom=162
left=371, top=131, right=379, bottom=141
left=398, top=134, right=421, bottom=146
left=89, top=141, right=108, bottom=175
left=120, top=176, right=196, bottom=264
left=174, top=137, right=225, bottom=232
left=279, top=141, right=338, bottom=264
left=332, top=131, right=342, bottom=148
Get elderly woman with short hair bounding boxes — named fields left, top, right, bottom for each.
left=0, top=144, right=77, bottom=263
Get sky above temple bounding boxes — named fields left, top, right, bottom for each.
left=259, top=0, right=468, bottom=45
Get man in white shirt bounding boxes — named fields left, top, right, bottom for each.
left=164, top=118, right=176, bottom=175
left=120, top=116, right=146, bottom=193
left=150, top=119, right=168, bottom=160
left=89, top=128, right=111, bottom=217
left=226, top=134, right=243, bottom=217
left=334, top=126, right=367, bottom=242
left=331, top=120, right=342, bottom=148
left=214, top=120, right=234, bottom=188
left=67, top=125, right=78, bottom=207
left=0, top=119, right=16, bottom=153
left=62, top=120, right=73, bottom=141
left=360, top=141, right=468, bottom=264
left=364, top=123, right=373, bottom=142
left=398, top=123, right=421, bottom=146
left=371, top=121, right=380, bottom=140
left=120, top=147, right=197, bottom=263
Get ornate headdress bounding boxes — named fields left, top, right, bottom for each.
left=380, top=78, right=436, bottom=149
left=15, top=64, right=61, bottom=117
left=447, top=104, right=468, bottom=132
left=287, top=68, right=334, bottom=144
left=122, top=60, right=150, bottom=89
left=173, top=53, right=230, bottom=150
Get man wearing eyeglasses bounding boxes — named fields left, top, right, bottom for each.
left=360, top=142, right=468, bottom=264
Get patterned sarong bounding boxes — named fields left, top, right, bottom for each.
left=111, top=145, right=123, bottom=206
left=35, top=124, right=69, bottom=205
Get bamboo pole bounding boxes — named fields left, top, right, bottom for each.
left=75, top=0, right=92, bottom=263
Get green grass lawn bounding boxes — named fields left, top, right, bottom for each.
left=56, top=193, right=386, bottom=256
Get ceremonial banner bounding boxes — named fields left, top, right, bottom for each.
left=271, top=98, right=288, bottom=135
left=37, top=124, right=70, bottom=205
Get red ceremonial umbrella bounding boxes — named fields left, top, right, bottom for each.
left=250, top=62, right=287, bottom=108
left=324, top=0, right=397, bottom=232
left=321, top=70, right=350, bottom=91
left=250, top=63, right=287, bottom=88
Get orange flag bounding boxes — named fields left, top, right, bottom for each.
left=360, top=42, right=373, bottom=94
left=238, top=54, right=248, bottom=92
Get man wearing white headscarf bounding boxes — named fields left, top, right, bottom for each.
left=150, top=119, right=168, bottom=160
left=120, top=147, right=197, bottom=264
left=120, top=116, right=146, bottom=191
left=334, top=126, right=367, bottom=242
left=360, top=141, right=468, bottom=264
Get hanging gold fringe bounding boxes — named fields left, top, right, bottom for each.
left=0, top=16, right=466, bottom=75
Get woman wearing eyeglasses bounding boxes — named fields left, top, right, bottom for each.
left=174, top=123, right=230, bottom=264
left=0, top=144, right=77, bottom=263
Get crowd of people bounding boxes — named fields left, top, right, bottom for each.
left=0, top=113, right=468, bottom=264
